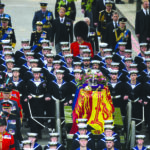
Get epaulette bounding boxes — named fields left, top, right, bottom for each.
left=32, top=31, right=36, bottom=33
left=43, top=31, right=47, bottom=33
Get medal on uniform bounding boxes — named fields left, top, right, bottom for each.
left=8, top=129, right=15, bottom=135
left=43, top=83, right=46, bottom=88
left=66, top=22, right=71, bottom=26
left=0, top=31, right=2, bottom=38
left=46, top=16, right=50, bottom=20
left=41, top=33, right=46, bottom=38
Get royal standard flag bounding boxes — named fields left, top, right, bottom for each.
left=70, top=86, right=114, bottom=134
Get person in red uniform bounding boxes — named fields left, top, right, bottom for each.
left=0, top=87, right=23, bottom=122
left=0, top=116, right=15, bottom=150
left=70, top=21, right=94, bottom=57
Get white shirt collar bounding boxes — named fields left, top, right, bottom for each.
left=143, top=8, right=149, bottom=15
left=60, top=17, right=65, bottom=23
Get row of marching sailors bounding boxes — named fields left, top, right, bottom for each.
left=20, top=118, right=121, bottom=150
left=71, top=119, right=150, bottom=150
left=21, top=132, right=65, bottom=150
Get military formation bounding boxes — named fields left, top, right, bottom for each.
left=0, top=0, right=149, bottom=149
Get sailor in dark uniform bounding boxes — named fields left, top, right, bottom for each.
left=50, top=60, right=70, bottom=82
left=3, top=51, right=14, bottom=61
left=123, top=57, right=133, bottom=72
left=45, top=53, right=54, bottom=72
left=82, top=49, right=92, bottom=58
left=27, top=132, right=42, bottom=150
left=124, top=49, right=132, bottom=58
left=108, top=69, right=122, bottom=108
left=73, top=61, right=83, bottom=70
left=35, top=46, right=52, bottom=61
left=96, top=43, right=108, bottom=61
left=114, top=42, right=127, bottom=60
left=21, top=52, right=35, bottom=81
left=44, top=132, right=65, bottom=150
left=32, top=2, right=53, bottom=39
left=73, top=119, right=93, bottom=140
left=98, top=48, right=112, bottom=61
left=82, top=57, right=91, bottom=73
left=69, top=69, right=83, bottom=103
left=47, top=70, right=73, bottom=129
left=91, top=60, right=101, bottom=70
left=15, top=46, right=30, bottom=68
left=104, top=136, right=119, bottom=150
left=127, top=70, right=143, bottom=132
left=25, top=67, right=50, bottom=139
left=0, top=3, right=12, bottom=27
left=60, top=41, right=70, bottom=49
left=144, top=58, right=150, bottom=74
left=97, top=125, right=121, bottom=150
left=10, top=67, right=28, bottom=124
left=63, top=54, right=74, bottom=73
left=30, top=21, right=49, bottom=47
left=135, top=43, right=148, bottom=63
left=14, top=39, right=29, bottom=62
left=32, top=39, right=50, bottom=54
left=75, top=135, right=91, bottom=150
left=131, top=135, right=146, bottom=150
left=104, top=55, right=113, bottom=69
left=21, top=140, right=32, bottom=149
left=72, top=124, right=95, bottom=150
left=5, top=59, right=15, bottom=78
left=57, top=47, right=71, bottom=60
left=45, top=142, right=62, bottom=150
left=144, top=51, right=150, bottom=59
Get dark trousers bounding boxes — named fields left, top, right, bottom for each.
left=132, top=102, right=143, bottom=131
left=29, top=98, right=44, bottom=133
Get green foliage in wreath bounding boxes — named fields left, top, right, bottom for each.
left=82, top=0, right=94, bottom=12
left=57, top=0, right=77, bottom=16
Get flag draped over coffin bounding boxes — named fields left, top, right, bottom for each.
left=70, top=86, right=114, bottom=134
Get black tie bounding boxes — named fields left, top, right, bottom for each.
left=115, top=22, right=118, bottom=28
left=146, top=9, right=148, bottom=15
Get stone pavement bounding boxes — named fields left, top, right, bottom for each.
left=3, top=0, right=84, bottom=52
